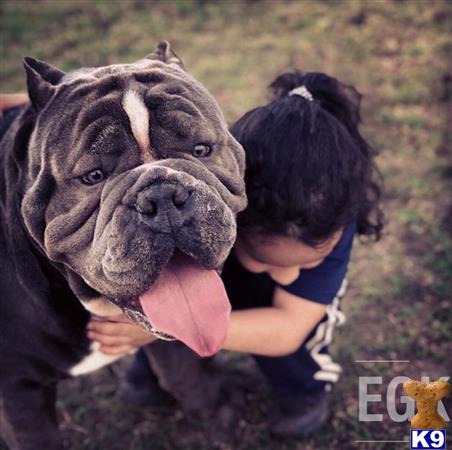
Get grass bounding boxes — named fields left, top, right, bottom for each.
left=1, top=0, right=451, bottom=449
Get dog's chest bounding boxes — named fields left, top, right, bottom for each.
left=68, top=297, right=133, bottom=376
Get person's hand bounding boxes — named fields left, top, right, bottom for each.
left=87, top=313, right=157, bottom=355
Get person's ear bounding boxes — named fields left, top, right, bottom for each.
left=23, top=57, right=65, bottom=111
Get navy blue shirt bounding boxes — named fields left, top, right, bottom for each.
left=221, top=224, right=356, bottom=309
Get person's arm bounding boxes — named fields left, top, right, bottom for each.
left=88, top=288, right=326, bottom=357
left=223, top=286, right=326, bottom=356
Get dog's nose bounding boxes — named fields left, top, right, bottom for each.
left=136, top=184, right=192, bottom=230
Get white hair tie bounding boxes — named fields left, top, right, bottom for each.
left=288, top=85, right=314, bottom=102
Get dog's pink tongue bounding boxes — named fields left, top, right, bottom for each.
left=138, top=253, right=230, bottom=357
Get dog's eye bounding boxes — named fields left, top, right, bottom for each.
left=192, top=144, right=212, bottom=158
left=81, top=169, right=105, bottom=185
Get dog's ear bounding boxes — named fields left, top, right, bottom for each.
left=23, top=57, right=65, bottom=111
left=146, top=41, right=184, bottom=69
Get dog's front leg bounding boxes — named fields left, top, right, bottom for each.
left=143, top=341, right=245, bottom=447
left=143, top=340, right=222, bottom=418
left=0, top=380, right=62, bottom=450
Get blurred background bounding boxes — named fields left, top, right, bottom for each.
left=1, top=1, right=451, bottom=449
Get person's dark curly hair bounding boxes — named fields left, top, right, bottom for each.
left=230, top=70, right=383, bottom=245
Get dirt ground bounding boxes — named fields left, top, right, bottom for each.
left=1, top=1, right=451, bottom=449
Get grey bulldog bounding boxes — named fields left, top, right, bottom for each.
left=0, top=42, right=246, bottom=450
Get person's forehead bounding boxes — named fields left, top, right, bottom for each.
left=251, top=233, right=318, bottom=251
left=246, top=232, right=335, bottom=265
left=250, top=235, right=313, bottom=259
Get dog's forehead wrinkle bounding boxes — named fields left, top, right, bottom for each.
left=62, top=68, right=99, bottom=84
left=88, top=124, right=127, bottom=157
left=63, top=64, right=144, bottom=82
left=94, top=123, right=119, bottom=141
left=63, top=59, right=178, bottom=86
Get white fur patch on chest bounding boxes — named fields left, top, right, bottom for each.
left=80, top=297, right=122, bottom=317
left=68, top=342, right=135, bottom=377
left=69, top=297, right=132, bottom=376
left=122, top=90, right=151, bottom=162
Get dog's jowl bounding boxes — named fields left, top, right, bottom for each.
left=0, top=42, right=246, bottom=450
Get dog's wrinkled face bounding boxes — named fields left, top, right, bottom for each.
left=21, top=42, right=246, bottom=356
